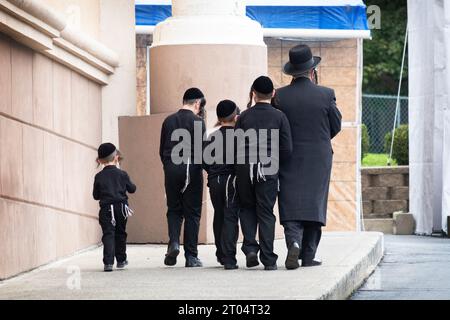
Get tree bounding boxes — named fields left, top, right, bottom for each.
left=363, top=0, right=408, bottom=95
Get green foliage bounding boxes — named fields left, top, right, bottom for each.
left=362, top=153, right=397, bottom=167
left=361, top=124, right=371, bottom=159
left=384, top=125, right=409, bottom=165
left=363, top=0, right=408, bottom=95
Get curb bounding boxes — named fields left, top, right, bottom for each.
left=319, top=233, right=384, bottom=300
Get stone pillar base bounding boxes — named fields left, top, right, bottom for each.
left=150, top=44, right=267, bottom=128
left=119, top=115, right=285, bottom=244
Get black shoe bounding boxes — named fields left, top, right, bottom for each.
left=246, top=252, right=259, bottom=268
left=285, top=242, right=300, bottom=270
left=104, top=264, right=113, bottom=272
left=185, top=257, right=203, bottom=268
left=164, top=243, right=180, bottom=266
left=264, top=265, right=278, bottom=271
left=217, top=257, right=225, bottom=266
left=117, top=260, right=128, bottom=269
left=224, top=264, right=239, bottom=270
left=302, top=260, right=322, bottom=267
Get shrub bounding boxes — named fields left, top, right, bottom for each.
left=361, top=124, right=371, bottom=160
left=384, top=125, right=409, bottom=165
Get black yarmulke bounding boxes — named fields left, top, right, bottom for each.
left=183, top=88, right=205, bottom=101
left=98, top=143, right=116, bottom=159
left=217, top=100, right=237, bottom=118
left=252, top=76, right=274, bottom=95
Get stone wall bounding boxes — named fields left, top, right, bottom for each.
left=0, top=34, right=102, bottom=280
left=267, top=38, right=361, bottom=231
left=362, top=166, right=409, bottom=218
left=0, top=0, right=136, bottom=280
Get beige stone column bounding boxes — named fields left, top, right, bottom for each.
left=121, top=0, right=267, bottom=244
left=150, top=0, right=267, bottom=128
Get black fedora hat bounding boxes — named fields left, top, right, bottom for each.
left=283, top=44, right=321, bottom=76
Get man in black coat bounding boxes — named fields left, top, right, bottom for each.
left=235, top=76, right=293, bottom=271
left=159, top=88, right=207, bottom=268
left=275, top=45, right=342, bottom=269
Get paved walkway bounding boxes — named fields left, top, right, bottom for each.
left=0, top=232, right=383, bottom=300
left=352, top=235, right=450, bottom=300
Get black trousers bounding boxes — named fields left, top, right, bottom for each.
left=164, top=162, right=203, bottom=259
left=236, top=164, right=278, bottom=267
left=208, top=174, right=240, bottom=265
left=99, top=204, right=128, bottom=265
left=283, top=220, right=322, bottom=263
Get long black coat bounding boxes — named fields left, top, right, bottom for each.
left=275, top=77, right=342, bottom=225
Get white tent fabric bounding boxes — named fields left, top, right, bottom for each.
left=442, top=2, right=450, bottom=234
left=408, top=0, right=449, bottom=234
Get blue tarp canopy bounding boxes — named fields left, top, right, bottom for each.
left=135, top=0, right=370, bottom=38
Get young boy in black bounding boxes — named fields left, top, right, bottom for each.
left=235, top=76, right=293, bottom=271
left=204, top=100, right=240, bottom=270
left=160, top=88, right=207, bottom=268
left=93, top=143, right=136, bottom=272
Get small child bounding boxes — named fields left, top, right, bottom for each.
left=93, top=143, right=136, bottom=272
left=205, top=100, right=241, bottom=270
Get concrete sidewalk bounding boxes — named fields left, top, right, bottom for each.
left=0, top=232, right=383, bottom=300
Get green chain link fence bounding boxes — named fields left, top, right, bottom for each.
left=362, top=94, right=409, bottom=153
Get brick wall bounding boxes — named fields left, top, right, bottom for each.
left=267, top=38, right=361, bottom=231
left=362, top=167, right=409, bottom=219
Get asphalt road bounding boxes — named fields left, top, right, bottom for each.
left=351, top=235, right=450, bottom=300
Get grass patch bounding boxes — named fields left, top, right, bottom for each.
left=362, top=153, right=398, bottom=167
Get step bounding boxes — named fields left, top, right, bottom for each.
left=364, top=219, right=393, bottom=235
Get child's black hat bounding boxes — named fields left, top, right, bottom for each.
left=217, top=100, right=237, bottom=119
left=98, top=143, right=117, bottom=160
left=252, top=76, right=274, bottom=95
left=183, top=88, right=205, bottom=101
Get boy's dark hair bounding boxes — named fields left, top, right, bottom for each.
left=247, top=88, right=273, bottom=108
left=183, top=88, right=205, bottom=105
left=215, top=110, right=238, bottom=127
left=247, top=76, right=275, bottom=107
left=252, top=76, right=274, bottom=101
left=183, top=97, right=207, bottom=120
left=253, top=91, right=274, bottom=101
left=96, top=150, right=123, bottom=168
left=183, top=97, right=205, bottom=106
left=215, top=100, right=239, bottom=126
